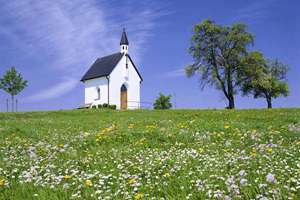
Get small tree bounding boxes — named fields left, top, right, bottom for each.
left=153, top=93, right=172, bottom=109
left=242, top=54, right=289, bottom=109
left=185, top=19, right=254, bottom=109
left=0, top=67, right=28, bottom=112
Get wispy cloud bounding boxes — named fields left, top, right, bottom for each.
left=0, top=0, right=168, bottom=101
left=232, top=0, right=277, bottom=23
left=163, top=68, right=186, bottom=78
left=23, top=78, right=78, bottom=101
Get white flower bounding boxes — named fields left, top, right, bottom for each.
left=240, top=178, right=248, bottom=186
left=239, top=170, right=246, bottom=177
left=195, top=179, right=205, bottom=191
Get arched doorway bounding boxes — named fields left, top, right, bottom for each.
left=120, top=84, right=127, bottom=110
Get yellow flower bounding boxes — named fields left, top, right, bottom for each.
left=128, top=123, right=135, bottom=129
left=63, top=175, right=72, bottom=180
left=134, top=193, right=143, bottom=200
left=96, top=135, right=102, bottom=142
left=198, top=148, right=204, bottom=153
left=296, top=140, right=300, bottom=145
left=128, top=178, right=136, bottom=184
left=146, top=124, right=157, bottom=129
left=134, top=138, right=146, bottom=146
left=163, top=173, right=170, bottom=177
left=266, top=147, right=273, bottom=153
left=0, top=178, right=5, bottom=187
left=224, top=125, right=230, bottom=129
left=58, top=144, right=64, bottom=148
left=250, top=148, right=257, bottom=157
left=85, top=179, right=93, bottom=187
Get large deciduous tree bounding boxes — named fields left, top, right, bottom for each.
left=242, top=53, right=289, bottom=109
left=0, top=67, right=28, bottom=112
left=185, top=20, right=254, bottom=109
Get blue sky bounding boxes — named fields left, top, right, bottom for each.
left=0, top=0, right=299, bottom=111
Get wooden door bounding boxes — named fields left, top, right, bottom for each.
left=121, top=85, right=127, bottom=110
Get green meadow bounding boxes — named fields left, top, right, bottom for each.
left=0, top=109, right=300, bottom=199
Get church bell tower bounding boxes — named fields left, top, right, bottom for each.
left=120, top=28, right=129, bottom=54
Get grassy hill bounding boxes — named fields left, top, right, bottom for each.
left=0, top=109, right=300, bottom=199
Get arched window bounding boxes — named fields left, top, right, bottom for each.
left=96, top=87, right=100, bottom=100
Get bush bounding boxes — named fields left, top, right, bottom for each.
left=98, top=104, right=103, bottom=109
left=109, top=105, right=117, bottom=110
left=153, top=93, right=172, bottom=110
left=92, top=105, right=97, bottom=109
left=103, top=103, right=108, bottom=108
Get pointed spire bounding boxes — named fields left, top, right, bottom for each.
left=120, top=28, right=129, bottom=45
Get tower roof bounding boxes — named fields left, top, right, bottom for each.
left=120, top=28, right=129, bottom=45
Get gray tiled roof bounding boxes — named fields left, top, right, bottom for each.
left=81, top=52, right=123, bottom=81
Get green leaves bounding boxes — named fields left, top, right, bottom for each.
left=186, top=19, right=290, bottom=109
left=241, top=55, right=289, bottom=108
left=0, top=67, right=28, bottom=96
left=186, top=19, right=255, bottom=109
left=0, top=67, right=28, bottom=111
left=153, top=93, right=172, bottom=110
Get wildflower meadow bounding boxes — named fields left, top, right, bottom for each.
left=0, top=109, right=300, bottom=199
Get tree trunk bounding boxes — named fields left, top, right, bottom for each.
left=226, top=67, right=235, bottom=109
left=266, top=96, right=272, bottom=109
left=11, top=95, right=14, bottom=112
left=228, top=94, right=235, bottom=109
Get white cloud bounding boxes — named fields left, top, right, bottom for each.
left=0, top=0, right=168, bottom=100
left=23, top=78, right=78, bottom=101
left=232, top=0, right=278, bottom=23
left=163, top=68, right=186, bottom=78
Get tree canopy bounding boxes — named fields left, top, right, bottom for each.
left=153, top=93, right=172, bottom=110
left=185, top=19, right=254, bottom=109
left=0, top=67, right=28, bottom=111
left=241, top=53, right=289, bottom=108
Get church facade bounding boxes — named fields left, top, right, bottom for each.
left=81, top=30, right=142, bottom=109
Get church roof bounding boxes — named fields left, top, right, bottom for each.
left=81, top=52, right=123, bottom=81
left=120, top=29, right=129, bottom=45
left=81, top=52, right=143, bottom=82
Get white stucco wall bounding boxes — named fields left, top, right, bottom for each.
left=109, top=55, right=141, bottom=109
left=83, top=54, right=141, bottom=109
left=84, top=77, right=108, bottom=105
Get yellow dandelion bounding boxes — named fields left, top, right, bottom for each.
left=0, top=178, right=5, bottom=187
left=63, top=175, right=72, bottom=180
left=95, top=135, right=102, bottom=142
left=134, top=193, right=143, bottom=200
left=128, top=123, right=135, bottom=129
left=128, top=178, right=136, bottom=184
left=163, top=173, right=170, bottom=177
left=296, top=140, right=300, bottom=145
left=224, top=125, right=230, bottom=129
left=85, top=179, right=93, bottom=187
left=266, top=148, right=273, bottom=153
left=198, top=148, right=204, bottom=153
left=250, top=148, right=257, bottom=157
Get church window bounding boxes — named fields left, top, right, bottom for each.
left=96, top=87, right=101, bottom=100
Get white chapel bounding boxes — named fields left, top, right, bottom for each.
left=81, top=29, right=143, bottom=109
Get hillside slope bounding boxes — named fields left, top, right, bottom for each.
left=0, top=109, right=300, bottom=199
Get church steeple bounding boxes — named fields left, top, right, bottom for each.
left=120, top=28, right=129, bottom=54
